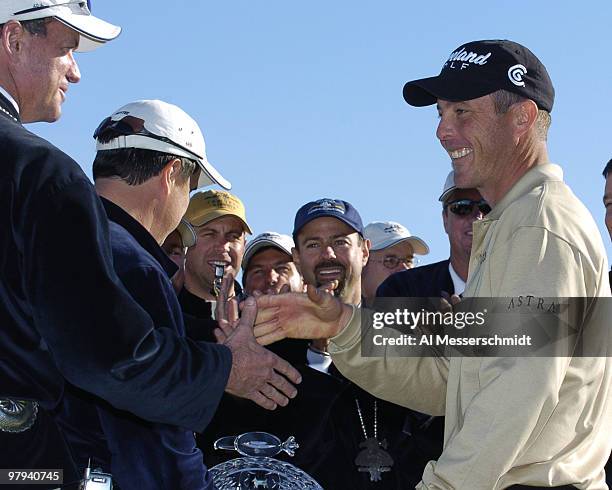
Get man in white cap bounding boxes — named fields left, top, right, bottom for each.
left=0, top=5, right=299, bottom=484
left=377, top=171, right=488, bottom=299
left=53, top=100, right=300, bottom=489
left=361, top=221, right=429, bottom=304
left=242, top=232, right=304, bottom=295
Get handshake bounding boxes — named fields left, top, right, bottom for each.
left=215, top=275, right=353, bottom=410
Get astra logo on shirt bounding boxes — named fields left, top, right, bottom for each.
left=443, top=47, right=492, bottom=71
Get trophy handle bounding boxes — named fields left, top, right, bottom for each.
left=214, top=436, right=237, bottom=451
left=280, top=436, right=299, bottom=456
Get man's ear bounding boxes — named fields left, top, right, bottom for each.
left=160, top=158, right=182, bottom=194
left=2, top=21, right=26, bottom=58
left=512, top=99, right=538, bottom=139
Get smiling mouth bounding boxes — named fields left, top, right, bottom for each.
left=315, top=267, right=344, bottom=281
left=448, top=148, right=473, bottom=159
left=209, top=260, right=230, bottom=268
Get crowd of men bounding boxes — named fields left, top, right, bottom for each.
left=0, top=2, right=610, bottom=490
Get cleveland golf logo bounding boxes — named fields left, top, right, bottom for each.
left=508, top=64, right=527, bottom=87
left=444, top=47, right=491, bottom=70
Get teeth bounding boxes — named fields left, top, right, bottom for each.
left=210, top=261, right=228, bottom=266
left=319, top=269, right=342, bottom=275
left=448, top=148, right=472, bottom=159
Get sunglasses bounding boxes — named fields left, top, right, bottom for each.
left=445, top=199, right=491, bottom=216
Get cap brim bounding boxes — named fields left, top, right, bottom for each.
left=293, top=215, right=362, bottom=239
left=197, top=159, right=232, bottom=190
left=176, top=220, right=196, bottom=248
left=438, top=186, right=457, bottom=202
left=372, top=236, right=430, bottom=255
left=403, top=76, right=496, bottom=106
left=190, top=210, right=252, bottom=235
left=242, top=239, right=293, bottom=271
left=55, top=14, right=121, bottom=52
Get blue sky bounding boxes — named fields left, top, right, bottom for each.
left=33, top=0, right=612, bottom=264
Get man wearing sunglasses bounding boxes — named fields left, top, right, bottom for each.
left=377, top=171, right=488, bottom=300
left=253, top=40, right=611, bottom=489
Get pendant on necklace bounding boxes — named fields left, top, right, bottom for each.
left=354, top=436, right=394, bottom=482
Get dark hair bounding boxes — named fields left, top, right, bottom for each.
left=93, top=149, right=197, bottom=186
left=0, top=17, right=52, bottom=36
left=490, top=89, right=551, bottom=141
left=603, top=159, right=612, bottom=178
left=93, top=125, right=197, bottom=185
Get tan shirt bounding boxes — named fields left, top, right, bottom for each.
left=330, top=164, right=612, bottom=489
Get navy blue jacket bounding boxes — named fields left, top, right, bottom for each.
left=57, top=199, right=228, bottom=489
left=0, top=91, right=231, bottom=432
left=377, top=259, right=454, bottom=298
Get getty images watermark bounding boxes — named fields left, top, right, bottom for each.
left=361, top=297, right=611, bottom=357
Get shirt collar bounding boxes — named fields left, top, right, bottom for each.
left=448, top=262, right=466, bottom=296
left=0, top=86, right=19, bottom=113
left=484, top=163, right=563, bottom=221
left=100, top=197, right=178, bottom=278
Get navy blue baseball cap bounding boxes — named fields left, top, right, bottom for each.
left=293, top=198, right=364, bottom=240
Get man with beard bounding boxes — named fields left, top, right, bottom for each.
left=288, top=198, right=435, bottom=489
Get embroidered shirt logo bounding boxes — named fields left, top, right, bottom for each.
left=507, top=64, right=527, bottom=87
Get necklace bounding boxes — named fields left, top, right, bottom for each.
left=354, top=398, right=394, bottom=482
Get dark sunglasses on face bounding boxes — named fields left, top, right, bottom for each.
left=445, top=199, right=491, bottom=217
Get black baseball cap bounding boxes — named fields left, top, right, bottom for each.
left=403, top=40, right=554, bottom=112
left=293, top=198, right=364, bottom=241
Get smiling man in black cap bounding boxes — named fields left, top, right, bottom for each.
left=253, top=40, right=611, bottom=489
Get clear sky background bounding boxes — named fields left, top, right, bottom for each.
left=33, top=0, right=612, bottom=265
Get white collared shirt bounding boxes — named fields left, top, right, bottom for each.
left=448, top=262, right=465, bottom=296
left=0, top=85, right=20, bottom=114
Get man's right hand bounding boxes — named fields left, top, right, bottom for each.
left=215, top=275, right=301, bottom=410
left=253, top=284, right=354, bottom=346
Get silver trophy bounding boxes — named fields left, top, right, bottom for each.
left=211, top=432, right=323, bottom=490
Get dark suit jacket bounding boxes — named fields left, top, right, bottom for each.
left=377, top=259, right=454, bottom=298
left=0, top=91, right=232, bottom=433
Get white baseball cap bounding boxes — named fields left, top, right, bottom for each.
left=242, top=232, right=295, bottom=271
left=439, top=171, right=456, bottom=202
left=0, top=1, right=121, bottom=52
left=364, top=221, right=429, bottom=255
left=94, top=100, right=231, bottom=190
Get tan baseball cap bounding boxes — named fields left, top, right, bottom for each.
left=184, top=190, right=252, bottom=234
